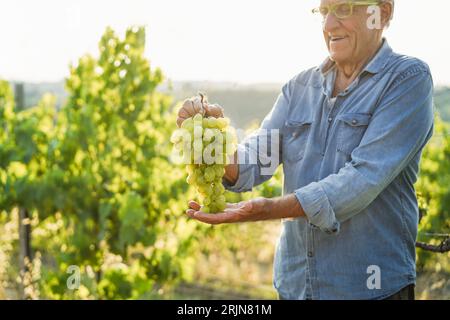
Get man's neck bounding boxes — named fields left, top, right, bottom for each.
left=333, top=39, right=383, bottom=96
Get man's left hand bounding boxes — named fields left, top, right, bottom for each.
left=186, top=198, right=269, bottom=225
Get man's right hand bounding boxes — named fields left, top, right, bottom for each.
left=176, top=96, right=225, bottom=128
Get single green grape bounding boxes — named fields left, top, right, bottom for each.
left=213, top=164, right=225, bottom=177
left=207, top=117, right=218, bottom=128
left=215, top=200, right=226, bottom=212
left=193, top=113, right=203, bottom=122
left=213, top=183, right=225, bottom=195
left=216, top=195, right=226, bottom=203
left=204, top=167, right=215, bottom=182
left=181, top=118, right=194, bottom=132
left=196, top=173, right=206, bottom=185
left=170, top=129, right=183, bottom=144
left=216, top=117, right=230, bottom=129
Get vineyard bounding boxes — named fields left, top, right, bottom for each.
left=0, top=26, right=449, bottom=300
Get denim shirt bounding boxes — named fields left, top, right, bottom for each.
left=223, top=40, right=434, bottom=300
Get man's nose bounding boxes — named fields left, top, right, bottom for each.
left=322, top=13, right=340, bottom=32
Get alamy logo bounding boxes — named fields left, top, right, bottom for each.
left=67, top=265, right=81, bottom=290
left=367, top=5, right=382, bottom=30
left=366, top=265, right=381, bottom=290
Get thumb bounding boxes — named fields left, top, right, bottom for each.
left=239, top=200, right=253, bottom=211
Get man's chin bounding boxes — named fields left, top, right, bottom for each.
left=328, top=52, right=349, bottom=64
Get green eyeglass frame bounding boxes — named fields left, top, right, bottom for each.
left=312, top=1, right=381, bottom=20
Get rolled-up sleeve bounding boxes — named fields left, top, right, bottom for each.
left=295, top=64, right=434, bottom=234
left=295, top=182, right=341, bottom=234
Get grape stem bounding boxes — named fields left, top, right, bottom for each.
left=198, top=92, right=207, bottom=116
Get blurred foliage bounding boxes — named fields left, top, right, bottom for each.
left=416, top=116, right=450, bottom=271
left=434, top=87, right=450, bottom=123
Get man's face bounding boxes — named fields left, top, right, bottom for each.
left=321, top=0, right=381, bottom=64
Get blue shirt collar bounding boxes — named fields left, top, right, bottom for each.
left=363, top=38, right=393, bottom=74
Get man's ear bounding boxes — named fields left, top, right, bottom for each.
left=380, top=1, right=393, bottom=27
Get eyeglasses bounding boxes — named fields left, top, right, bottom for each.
left=312, top=1, right=381, bottom=20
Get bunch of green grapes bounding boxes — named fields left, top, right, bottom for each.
left=171, top=112, right=237, bottom=213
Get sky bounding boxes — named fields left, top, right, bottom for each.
left=0, top=0, right=449, bottom=85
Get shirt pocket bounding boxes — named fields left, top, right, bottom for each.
left=336, top=113, right=371, bottom=156
left=282, top=119, right=312, bottom=163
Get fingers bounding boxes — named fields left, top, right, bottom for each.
left=176, top=100, right=194, bottom=127
left=180, top=99, right=195, bottom=117
left=192, top=97, right=204, bottom=115
left=178, top=107, right=190, bottom=119
left=188, top=200, right=236, bottom=212
left=186, top=209, right=239, bottom=225
left=177, top=94, right=227, bottom=128
left=204, top=103, right=224, bottom=118
left=176, top=116, right=186, bottom=128
left=186, top=200, right=240, bottom=225
left=188, top=200, right=201, bottom=211
left=186, top=208, right=196, bottom=218
left=177, top=96, right=209, bottom=127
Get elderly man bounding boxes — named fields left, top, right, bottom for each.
left=177, top=0, right=433, bottom=300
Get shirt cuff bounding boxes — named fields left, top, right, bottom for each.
left=295, top=182, right=340, bottom=235
left=222, top=162, right=254, bottom=193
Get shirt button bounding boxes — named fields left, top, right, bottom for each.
left=328, top=117, right=333, bottom=122
left=351, top=119, right=358, bottom=125
left=308, top=251, right=314, bottom=258
left=292, top=132, right=298, bottom=138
